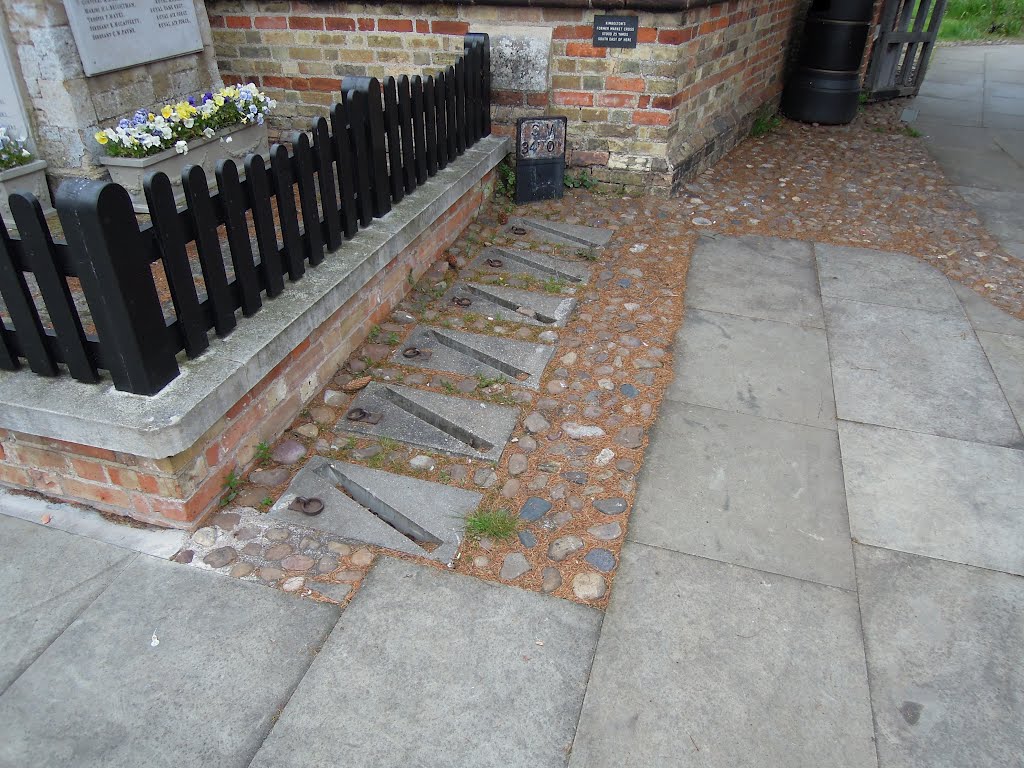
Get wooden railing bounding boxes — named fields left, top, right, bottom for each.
left=0, top=34, right=491, bottom=395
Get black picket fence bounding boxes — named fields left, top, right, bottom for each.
left=0, top=34, right=492, bottom=396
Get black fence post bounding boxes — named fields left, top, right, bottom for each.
left=56, top=179, right=179, bottom=395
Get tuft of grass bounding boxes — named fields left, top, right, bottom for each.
left=255, top=441, right=271, bottom=465
left=939, top=0, right=1023, bottom=39
left=543, top=277, right=567, bottom=294
left=750, top=111, right=782, bottom=138
left=496, top=158, right=516, bottom=200
left=564, top=169, right=598, bottom=190
left=466, top=507, right=519, bottom=541
left=220, top=470, right=241, bottom=507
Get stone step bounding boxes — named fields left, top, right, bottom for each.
left=442, top=281, right=576, bottom=326
left=470, top=245, right=592, bottom=283
left=336, top=382, right=517, bottom=462
left=390, top=326, right=555, bottom=390
left=505, top=216, right=613, bottom=248
left=269, top=457, right=478, bottom=564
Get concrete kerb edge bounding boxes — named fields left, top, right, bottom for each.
left=0, top=136, right=510, bottom=459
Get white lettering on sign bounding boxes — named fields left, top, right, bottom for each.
left=65, top=0, right=203, bottom=76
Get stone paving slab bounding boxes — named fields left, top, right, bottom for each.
left=840, top=422, right=1024, bottom=575
left=0, top=492, right=185, bottom=559
left=950, top=280, right=1024, bottom=336
left=0, top=515, right=135, bottom=694
left=667, top=308, right=837, bottom=429
left=391, top=325, right=556, bottom=390
left=471, top=245, right=592, bottom=283
left=336, top=382, right=518, bottom=461
left=0, top=554, right=339, bottom=768
left=442, top=281, right=577, bottom=327
left=505, top=216, right=613, bottom=248
left=271, top=456, right=479, bottom=564
left=568, top=542, right=877, bottom=768
left=249, top=556, right=602, bottom=768
left=976, top=330, right=1024, bottom=429
left=824, top=297, right=1023, bottom=447
left=856, top=545, right=1024, bottom=768
left=816, top=244, right=963, bottom=315
left=686, top=235, right=824, bottom=327
left=631, top=401, right=855, bottom=589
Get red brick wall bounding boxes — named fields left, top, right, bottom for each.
left=206, top=1, right=803, bottom=193
left=0, top=169, right=496, bottom=529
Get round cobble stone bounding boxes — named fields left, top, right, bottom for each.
left=588, top=522, right=622, bottom=540
left=585, top=548, right=617, bottom=573
left=272, top=439, right=307, bottom=465
left=548, top=535, right=584, bottom=562
left=573, top=572, right=607, bottom=601
left=593, top=497, right=627, bottom=515
left=265, top=543, right=294, bottom=561
left=203, top=547, right=236, bottom=568
left=499, top=553, right=530, bottom=581
left=281, top=554, right=315, bottom=572
left=519, top=497, right=552, bottom=521
left=351, top=548, right=373, bottom=567
left=541, top=567, right=563, bottom=593
left=259, top=566, right=283, bottom=581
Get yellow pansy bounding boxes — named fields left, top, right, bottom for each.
left=94, top=130, right=108, bottom=145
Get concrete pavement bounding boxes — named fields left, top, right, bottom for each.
left=911, top=44, right=1024, bottom=260
left=570, top=235, right=1024, bottom=767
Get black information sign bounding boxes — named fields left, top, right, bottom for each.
left=593, top=15, right=639, bottom=48
left=515, top=117, right=567, bottom=204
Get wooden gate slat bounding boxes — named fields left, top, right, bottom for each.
left=270, top=143, right=305, bottom=281
left=244, top=153, right=285, bottom=298
left=291, top=131, right=325, bottom=267
left=182, top=164, right=236, bottom=336
left=423, top=76, right=438, bottom=176
left=312, top=116, right=342, bottom=251
left=215, top=159, right=262, bottom=316
left=10, top=194, right=99, bottom=382
left=398, top=75, right=417, bottom=194
left=382, top=77, right=405, bottom=203
left=145, top=172, right=210, bottom=355
left=0, top=221, right=58, bottom=375
left=330, top=102, right=359, bottom=238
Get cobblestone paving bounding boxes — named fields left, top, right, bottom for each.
left=177, top=100, right=1020, bottom=607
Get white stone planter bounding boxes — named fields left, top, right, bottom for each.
left=99, top=122, right=270, bottom=214
left=0, top=159, right=54, bottom=225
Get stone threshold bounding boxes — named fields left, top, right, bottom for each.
left=0, top=136, right=510, bottom=459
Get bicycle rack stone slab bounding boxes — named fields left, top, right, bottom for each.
left=269, top=456, right=478, bottom=563
left=335, top=382, right=517, bottom=461
left=470, top=246, right=592, bottom=283
left=505, top=216, right=613, bottom=248
left=392, top=326, right=556, bottom=390
left=442, top=281, right=576, bottom=327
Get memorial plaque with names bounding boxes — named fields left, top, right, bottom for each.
left=65, top=0, right=204, bottom=77
left=592, top=16, right=639, bottom=48
left=515, top=116, right=566, bottom=204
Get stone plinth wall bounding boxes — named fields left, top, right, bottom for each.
left=0, top=163, right=497, bottom=528
left=0, top=0, right=221, bottom=185
left=206, top=0, right=804, bottom=193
